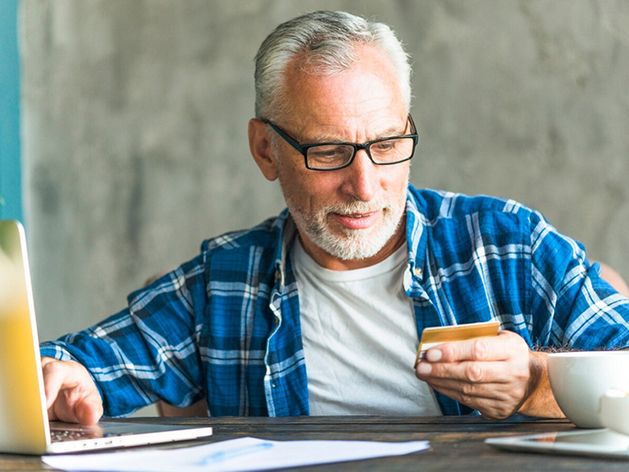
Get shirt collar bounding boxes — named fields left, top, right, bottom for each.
left=404, top=185, right=428, bottom=281
left=272, top=209, right=297, bottom=292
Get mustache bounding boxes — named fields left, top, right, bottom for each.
left=321, top=200, right=392, bottom=216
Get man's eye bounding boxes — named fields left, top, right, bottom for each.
left=309, top=146, right=349, bottom=160
left=371, top=141, right=397, bottom=153
left=311, top=150, right=339, bottom=159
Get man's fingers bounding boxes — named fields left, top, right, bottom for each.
left=423, top=372, right=529, bottom=419
left=425, top=330, right=522, bottom=363
left=429, top=384, right=520, bottom=420
left=424, top=335, right=494, bottom=363
left=52, top=389, right=103, bottom=425
left=42, top=357, right=65, bottom=410
left=40, top=357, right=103, bottom=425
left=75, top=396, right=104, bottom=426
left=422, top=373, right=517, bottom=398
left=417, top=358, right=528, bottom=384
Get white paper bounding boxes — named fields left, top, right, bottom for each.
left=42, top=436, right=429, bottom=472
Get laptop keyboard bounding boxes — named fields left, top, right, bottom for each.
left=50, top=422, right=131, bottom=442
left=51, top=428, right=97, bottom=442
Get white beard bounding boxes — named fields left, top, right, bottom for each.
left=280, top=178, right=408, bottom=261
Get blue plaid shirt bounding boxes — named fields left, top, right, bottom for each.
left=40, top=185, right=629, bottom=417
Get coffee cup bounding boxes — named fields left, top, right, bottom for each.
left=547, top=351, right=629, bottom=428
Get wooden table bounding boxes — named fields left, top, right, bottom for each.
left=0, top=415, right=627, bottom=471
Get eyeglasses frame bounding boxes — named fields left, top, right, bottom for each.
left=261, top=114, right=418, bottom=171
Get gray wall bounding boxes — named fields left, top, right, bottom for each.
left=21, top=0, right=629, bottom=342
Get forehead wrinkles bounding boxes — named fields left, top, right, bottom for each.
left=285, top=81, right=399, bottom=137
left=291, top=116, right=408, bottom=144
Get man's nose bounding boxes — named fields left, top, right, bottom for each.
left=340, top=149, right=379, bottom=202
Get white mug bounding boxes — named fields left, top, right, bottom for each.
left=547, top=351, right=629, bottom=428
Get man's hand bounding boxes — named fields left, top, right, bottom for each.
left=415, top=330, right=563, bottom=419
left=41, top=357, right=103, bottom=425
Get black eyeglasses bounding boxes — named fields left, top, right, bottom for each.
left=261, top=115, right=418, bottom=171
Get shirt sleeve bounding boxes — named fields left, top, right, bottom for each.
left=527, top=210, right=629, bottom=350
left=39, top=255, right=207, bottom=418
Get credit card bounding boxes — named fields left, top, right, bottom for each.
left=414, top=320, right=500, bottom=367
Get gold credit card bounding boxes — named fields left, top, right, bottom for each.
left=414, top=321, right=500, bottom=367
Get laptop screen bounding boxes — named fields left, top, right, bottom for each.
left=0, top=220, right=51, bottom=453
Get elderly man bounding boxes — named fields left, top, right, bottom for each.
left=41, top=10, right=629, bottom=425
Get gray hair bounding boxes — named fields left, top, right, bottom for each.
left=254, top=10, right=412, bottom=120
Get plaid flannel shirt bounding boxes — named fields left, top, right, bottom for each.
left=40, top=185, right=629, bottom=417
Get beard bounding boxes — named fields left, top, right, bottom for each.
left=279, top=176, right=408, bottom=261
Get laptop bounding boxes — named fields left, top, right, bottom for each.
left=0, top=220, right=213, bottom=454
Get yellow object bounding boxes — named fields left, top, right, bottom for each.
left=414, top=321, right=500, bottom=367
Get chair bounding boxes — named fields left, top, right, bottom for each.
left=598, top=262, right=629, bottom=298
left=156, top=399, right=208, bottom=417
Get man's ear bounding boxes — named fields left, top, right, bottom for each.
left=248, top=118, right=279, bottom=181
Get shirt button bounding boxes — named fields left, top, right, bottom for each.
left=272, top=383, right=277, bottom=388
left=414, top=267, right=423, bottom=278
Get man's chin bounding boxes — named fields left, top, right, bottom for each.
left=316, top=233, right=389, bottom=261
left=314, top=212, right=404, bottom=261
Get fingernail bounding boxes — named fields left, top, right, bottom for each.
left=426, top=349, right=442, bottom=362
left=416, top=362, right=432, bottom=375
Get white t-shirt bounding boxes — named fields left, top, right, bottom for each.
left=292, top=239, right=442, bottom=416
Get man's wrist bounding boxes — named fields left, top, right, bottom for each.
left=517, top=351, right=564, bottom=418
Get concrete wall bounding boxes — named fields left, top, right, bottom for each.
left=21, top=0, right=629, bottom=342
